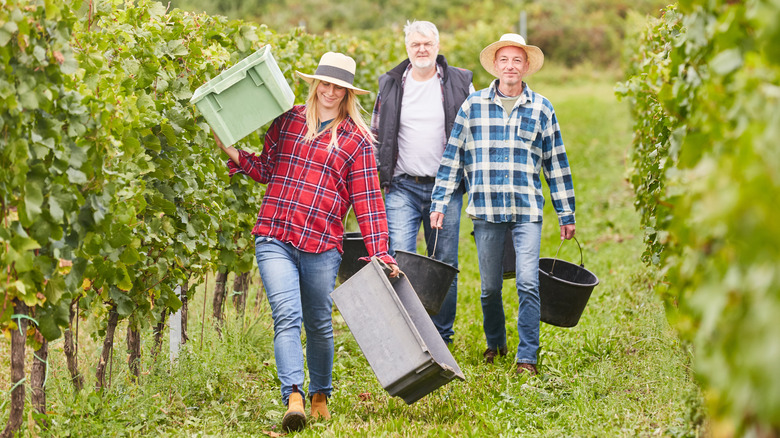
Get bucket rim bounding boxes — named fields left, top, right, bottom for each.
left=394, top=250, right=460, bottom=274
left=539, top=257, right=599, bottom=288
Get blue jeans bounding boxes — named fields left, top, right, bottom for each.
left=472, top=219, right=542, bottom=364
left=254, top=236, right=341, bottom=405
left=385, top=175, right=463, bottom=343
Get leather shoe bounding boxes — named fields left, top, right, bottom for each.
left=483, top=346, right=508, bottom=364
left=516, top=362, right=538, bottom=376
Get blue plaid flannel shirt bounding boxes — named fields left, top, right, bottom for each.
left=431, top=80, right=575, bottom=226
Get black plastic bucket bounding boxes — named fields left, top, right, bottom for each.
left=338, top=232, right=368, bottom=283
left=394, top=250, right=459, bottom=315
left=538, top=237, right=599, bottom=327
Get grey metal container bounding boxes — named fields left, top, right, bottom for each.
left=331, top=258, right=465, bottom=404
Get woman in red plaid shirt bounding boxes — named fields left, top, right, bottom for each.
left=214, top=52, right=399, bottom=432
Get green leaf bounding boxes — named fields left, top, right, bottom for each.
left=123, top=134, right=142, bottom=156
left=68, top=143, right=87, bottom=168
left=33, top=45, right=48, bottom=62
left=167, top=39, right=189, bottom=57
left=32, top=297, right=70, bottom=341
left=43, top=275, right=66, bottom=305
left=24, top=180, right=44, bottom=222
left=108, top=225, right=132, bottom=248
left=37, top=312, right=62, bottom=341
left=44, top=0, right=62, bottom=20
left=19, top=84, right=40, bottom=110
left=0, top=28, right=12, bottom=47
left=11, top=235, right=42, bottom=252
left=148, top=2, right=167, bottom=18
left=66, top=168, right=88, bottom=184
left=110, top=286, right=135, bottom=317
left=122, top=58, right=141, bottom=76
left=149, top=194, right=176, bottom=216
left=160, top=123, right=177, bottom=146
left=120, top=246, right=140, bottom=265
left=60, top=57, right=79, bottom=75
left=710, top=49, right=742, bottom=76
left=83, top=232, right=103, bottom=256
left=49, top=196, right=64, bottom=222
left=116, top=265, right=133, bottom=292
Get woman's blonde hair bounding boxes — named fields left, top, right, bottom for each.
left=303, top=79, right=374, bottom=150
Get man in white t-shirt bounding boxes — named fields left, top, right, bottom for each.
left=371, top=20, right=473, bottom=344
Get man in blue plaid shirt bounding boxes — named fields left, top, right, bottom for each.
left=430, top=34, right=576, bottom=377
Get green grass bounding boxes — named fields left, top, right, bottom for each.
left=1, top=71, right=704, bottom=437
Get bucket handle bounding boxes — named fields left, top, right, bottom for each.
left=548, top=236, right=584, bottom=277
left=343, top=206, right=358, bottom=233
left=430, top=228, right=440, bottom=259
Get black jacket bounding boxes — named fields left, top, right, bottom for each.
left=375, top=55, right=473, bottom=188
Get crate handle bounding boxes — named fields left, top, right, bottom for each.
left=207, top=93, right=223, bottom=111
left=247, top=68, right=264, bottom=87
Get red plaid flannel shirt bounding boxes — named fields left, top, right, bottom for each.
left=228, top=105, right=395, bottom=265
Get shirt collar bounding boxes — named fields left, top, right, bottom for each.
left=401, top=63, right=444, bottom=87
left=487, top=79, right=532, bottom=104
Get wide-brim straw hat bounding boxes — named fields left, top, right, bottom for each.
left=479, top=33, right=544, bottom=78
left=296, top=52, right=369, bottom=95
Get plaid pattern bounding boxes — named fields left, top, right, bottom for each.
left=228, top=105, right=395, bottom=265
left=431, top=80, right=575, bottom=226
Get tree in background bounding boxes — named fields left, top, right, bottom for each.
left=170, top=0, right=668, bottom=71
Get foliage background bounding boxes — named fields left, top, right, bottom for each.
left=618, top=0, right=780, bottom=435
left=170, top=0, right=669, bottom=89
left=10, top=0, right=779, bottom=435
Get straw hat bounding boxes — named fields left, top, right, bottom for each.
left=296, top=52, right=369, bottom=95
left=479, top=33, right=544, bottom=78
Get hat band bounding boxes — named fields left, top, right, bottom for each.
left=314, top=65, right=355, bottom=85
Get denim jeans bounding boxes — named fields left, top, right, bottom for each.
left=472, top=219, right=542, bottom=364
left=385, top=175, right=464, bottom=343
left=254, top=236, right=341, bottom=405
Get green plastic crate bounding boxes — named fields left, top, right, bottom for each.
left=190, top=45, right=295, bottom=146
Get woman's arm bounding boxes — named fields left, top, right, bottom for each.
left=212, top=130, right=240, bottom=165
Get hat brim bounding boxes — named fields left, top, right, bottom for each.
left=296, top=71, right=370, bottom=95
left=479, top=41, right=544, bottom=78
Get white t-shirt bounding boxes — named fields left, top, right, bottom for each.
left=394, top=75, right=446, bottom=178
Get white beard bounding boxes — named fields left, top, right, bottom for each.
left=411, top=58, right=434, bottom=69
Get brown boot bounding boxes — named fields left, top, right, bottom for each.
left=282, top=390, right=306, bottom=432
left=516, top=362, right=538, bottom=376
left=310, top=393, right=331, bottom=420
left=483, top=346, right=508, bottom=364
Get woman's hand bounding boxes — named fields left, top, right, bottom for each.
left=387, top=263, right=401, bottom=278
left=212, top=129, right=240, bottom=165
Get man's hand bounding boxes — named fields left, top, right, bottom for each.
left=430, top=211, right=444, bottom=230
left=560, top=224, right=575, bottom=240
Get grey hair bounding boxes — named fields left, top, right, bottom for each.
left=403, top=20, right=439, bottom=44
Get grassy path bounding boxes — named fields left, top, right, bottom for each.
left=1, top=73, right=703, bottom=437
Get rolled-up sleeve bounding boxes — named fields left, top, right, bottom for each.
left=348, top=137, right=396, bottom=266
left=226, top=117, right=282, bottom=184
